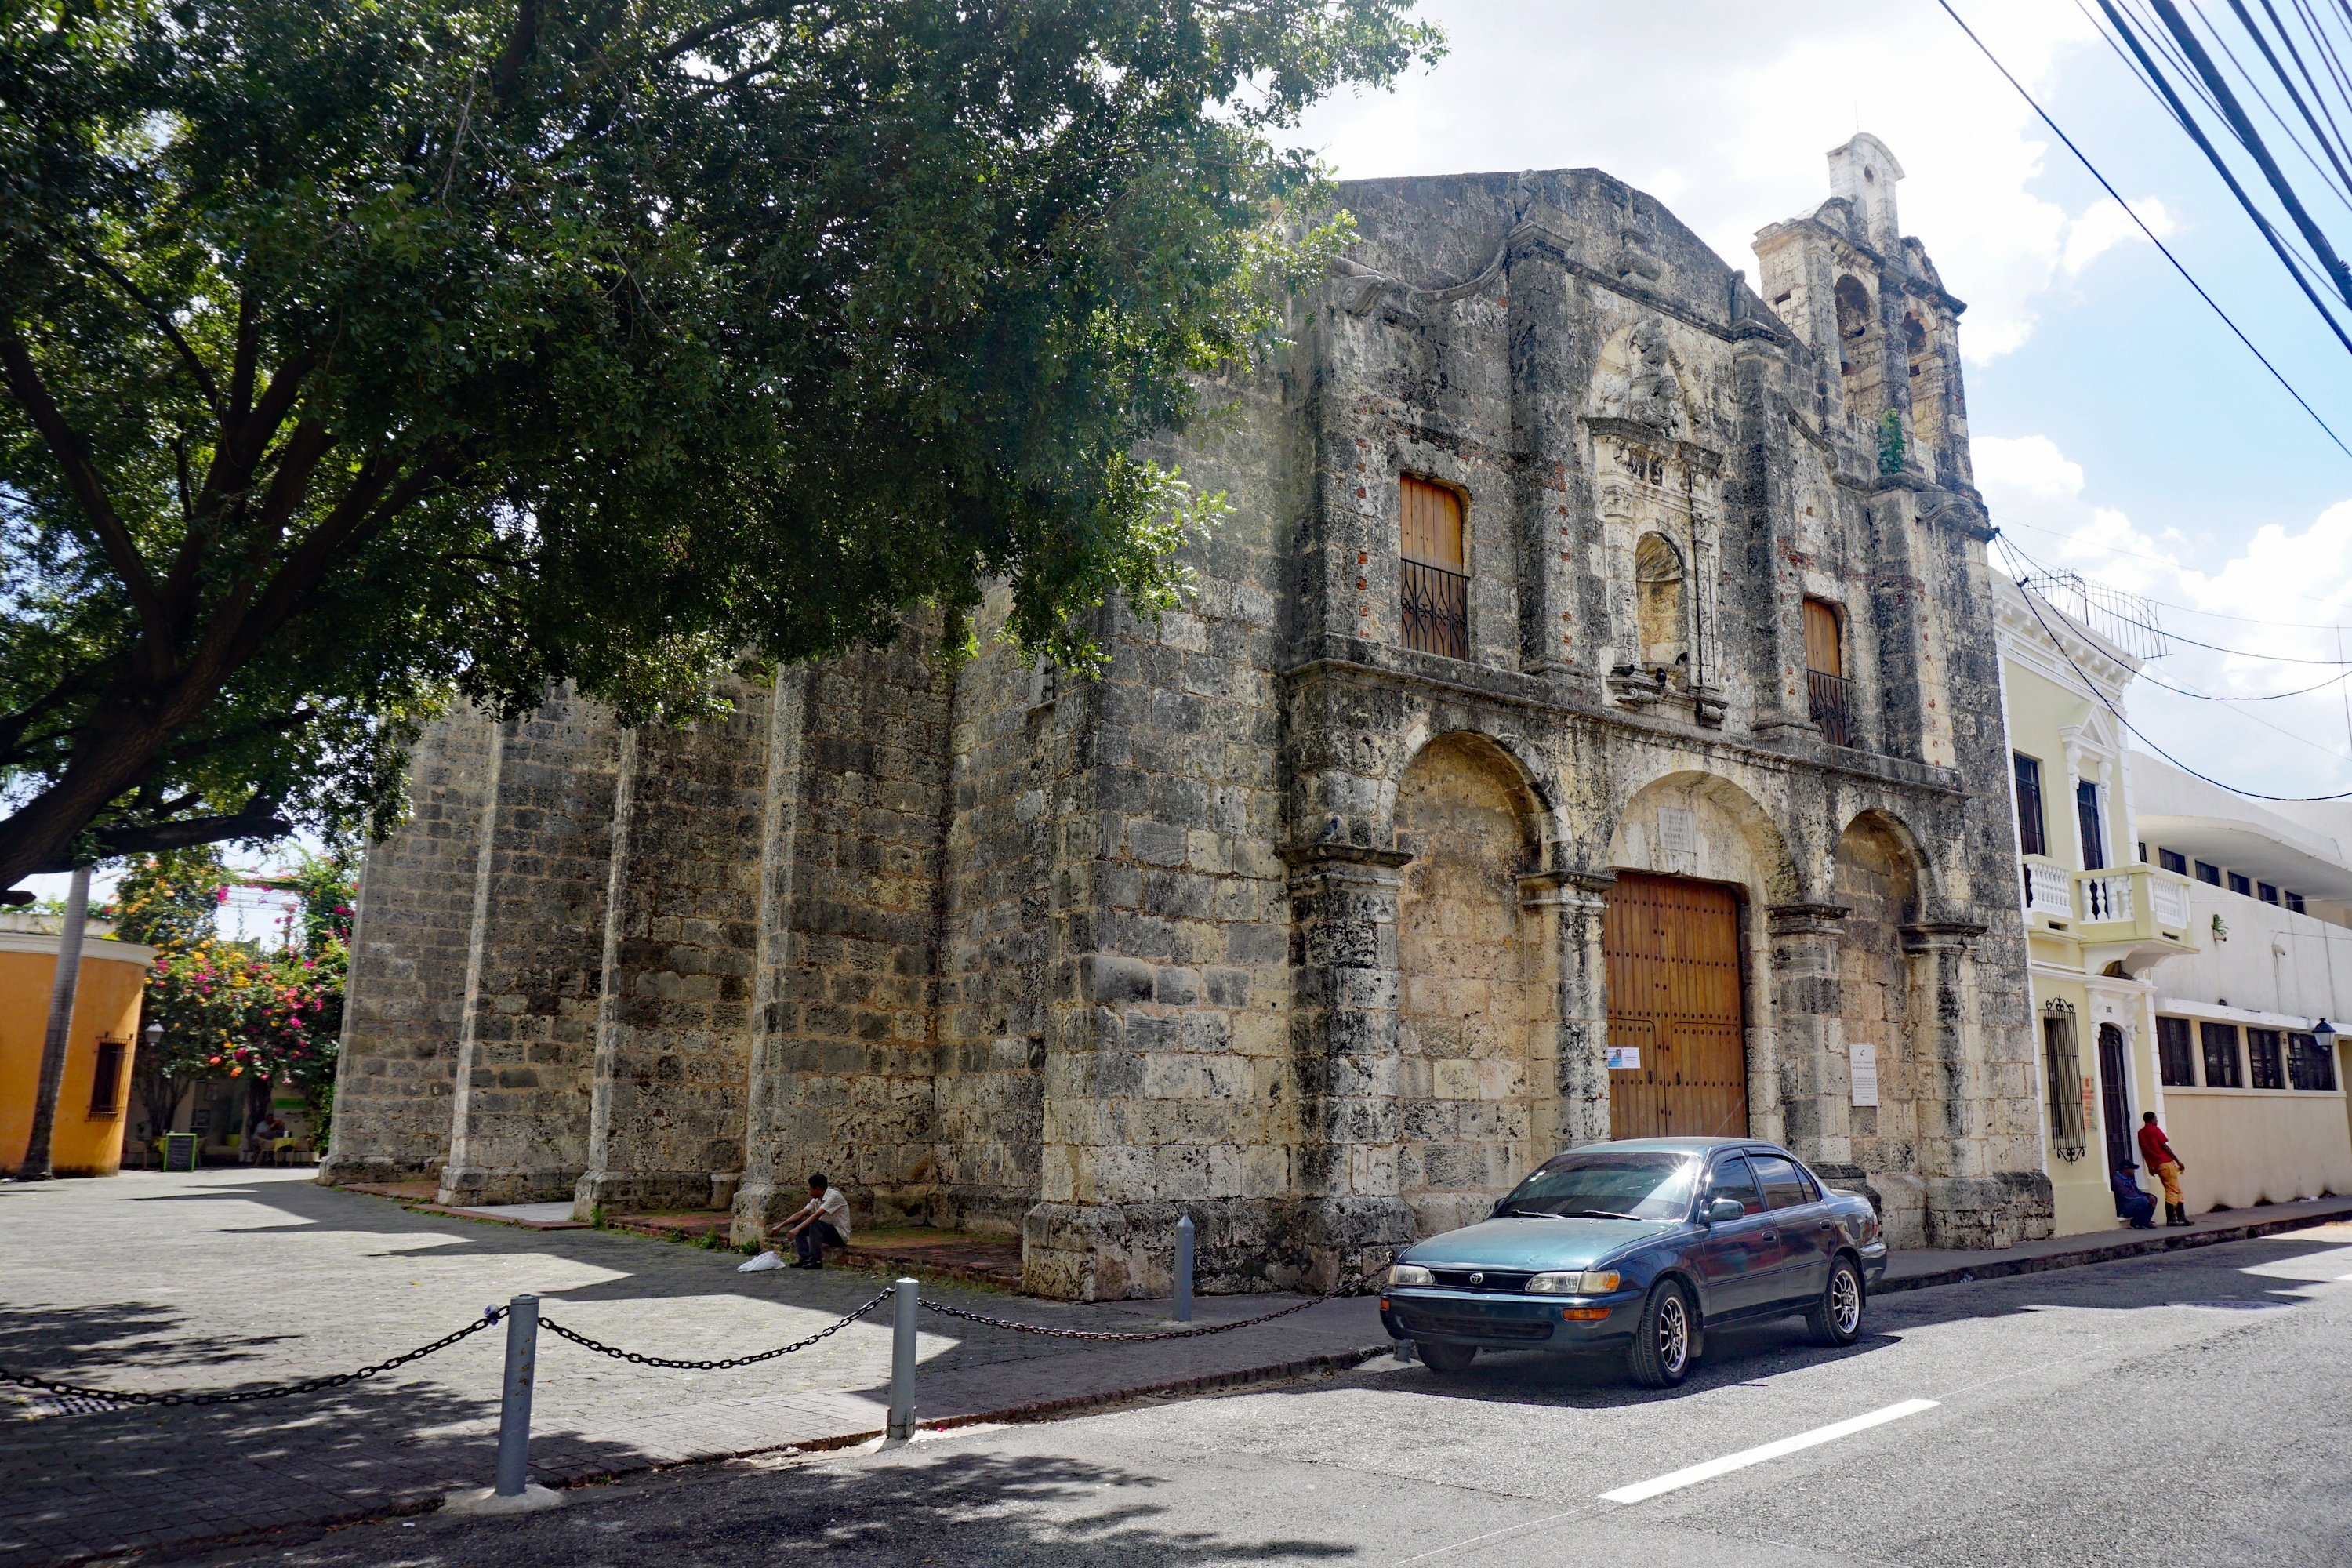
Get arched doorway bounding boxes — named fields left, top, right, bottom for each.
left=1602, top=874, right=1746, bottom=1139
left=1394, top=735, right=1557, bottom=1236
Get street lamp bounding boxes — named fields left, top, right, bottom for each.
left=142, top=1020, right=162, bottom=1051
left=2315, top=1019, right=2338, bottom=1054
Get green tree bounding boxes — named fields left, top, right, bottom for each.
left=0, top=0, right=1439, bottom=895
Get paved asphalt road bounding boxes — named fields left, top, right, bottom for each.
left=181, top=1224, right=2352, bottom=1568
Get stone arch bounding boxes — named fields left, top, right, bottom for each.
left=1393, top=733, right=1560, bottom=1236
left=1833, top=810, right=1927, bottom=1246
left=1602, top=768, right=1803, bottom=905
left=1378, top=718, right=1562, bottom=867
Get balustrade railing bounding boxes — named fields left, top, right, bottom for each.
left=2024, top=858, right=2074, bottom=919
left=2081, top=872, right=2135, bottom=923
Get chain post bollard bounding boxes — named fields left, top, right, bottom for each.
left=445, top=1297, right=561, bottom=1515
left=1175, top=1215, right=1195, bottom=1323
left=886, top=1279, right=919, bottom=1442
left=494, top=1295, right=539, bottom=1497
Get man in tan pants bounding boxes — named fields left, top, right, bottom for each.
left=2138, top=1111, right=2190, bottom=1227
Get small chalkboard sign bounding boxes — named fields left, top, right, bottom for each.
left=162, top=1132, right=199, bottom=1172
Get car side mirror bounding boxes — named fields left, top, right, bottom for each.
left=1706, top=1197, right=1745, bottom=1224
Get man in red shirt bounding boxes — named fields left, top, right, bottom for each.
left=2138, top=1112, right=2189, bottom=1227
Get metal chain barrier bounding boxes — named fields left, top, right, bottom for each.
left=0, top=1308, right=507, bottom=1408
left=537, top=1287, right=895, bottom=1370
left=918, top=1291, right=1335, bottom=1341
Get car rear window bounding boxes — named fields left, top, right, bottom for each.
left=1707, top=1155, right=1766, bottom=1217
left=1748, top=1152, right=1811, bottom=1210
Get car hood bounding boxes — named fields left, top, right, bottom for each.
left=1401, top=1216, right=1682, bottom=1272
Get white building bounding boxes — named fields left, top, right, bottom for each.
left=2130, top=757, right=2352, bottom=1213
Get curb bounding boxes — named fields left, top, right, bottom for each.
left=1878, top=1202, right=2352, bottom=1294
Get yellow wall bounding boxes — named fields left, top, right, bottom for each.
left=1, top=942, right=151, bottom=1177
left=2161, top=1087, right=2352, bottom=1213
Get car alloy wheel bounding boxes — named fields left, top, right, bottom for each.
left=1628, top=1279, right=1693, bottom=1388
left=1809, top=1258, right=1865, bottom=1347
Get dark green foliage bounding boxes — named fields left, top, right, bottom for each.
left=0, top=0, right=1439, bottom=889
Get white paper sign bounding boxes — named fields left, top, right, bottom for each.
left=1606, top=1046, right=1642, bottom=1071
left=1849, top=1041, right=1880, bottom=1108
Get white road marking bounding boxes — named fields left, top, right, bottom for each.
left=1599, top=1399, right=1940, bottom=1504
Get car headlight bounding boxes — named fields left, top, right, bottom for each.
left=1526, top=1269, right=1622, bottom=1294
left=1388, top=1264, right=1432, bottom=1287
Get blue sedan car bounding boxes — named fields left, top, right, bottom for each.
left=1379, top=1137, right=1887, bottom=1387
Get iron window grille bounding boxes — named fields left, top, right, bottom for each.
left=1806, top=670, right=1855, bottom=748
left=1400, top=557, right=1470, bottom=661
left=2042, top=1013, right=2086, bottom=1159
left=2156, top=1015, right=2197, bottom=1087
left=2200, top=1021, right=2245, bottom=1088
left=86, top=1040, right=125, bottom=1118
left=2289, top=1031, right=2339, bottom=1091
left=2247, top=1028, right=2286, bottom=1089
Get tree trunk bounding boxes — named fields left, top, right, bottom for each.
left=17, top=865, right=91, bottom=1179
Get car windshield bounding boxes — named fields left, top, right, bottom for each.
left=1497, top=1152, right=1697, bottom=1221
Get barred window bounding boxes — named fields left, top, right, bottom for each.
left=2042, top=1013, right=2085, bottom=1156
left=86, top=1040, right=125, bottom=1118
left=1399, top=476, right=1468, bottom=660
left=2200, top=1021, right=2245, bottom=1088
left=2156, top=1015, right=2197, bottom=1087
left=2289, top=1032, right=2339, bottom=1091
left=2247, top=1028, right=2285, bottom=1090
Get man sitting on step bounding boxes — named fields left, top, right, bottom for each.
left=783, top=1172, right=853, bottom=1269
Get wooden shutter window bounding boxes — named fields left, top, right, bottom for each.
left=1399, top=476, right=1464, bottom=569
left=1802, top=598, right=1842, bottom=677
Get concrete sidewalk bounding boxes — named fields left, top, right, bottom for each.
left=5, top=1171, right=2350, bottom=1567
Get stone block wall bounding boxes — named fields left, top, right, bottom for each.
left=736, top=638, right=955, bottom=1235
left=575, top=678, right=771, bottom=1217
left=323, top=709, right=498, bottom=1184
left=437, top=690, right=623, bottom=1204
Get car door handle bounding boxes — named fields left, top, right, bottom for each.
left=1818, top=1220, right=1834, bottom=1231
left=1759, top=1230, right=1776, bottom=1243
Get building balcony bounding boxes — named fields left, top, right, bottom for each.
left=2023, top=857, right=2199, bottom=975
left=1806, top=669, right=1854, bottom=747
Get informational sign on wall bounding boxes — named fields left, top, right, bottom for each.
left=1849, top=1041, right=1880, bottom=1107
left=1606, top=1046, right=1642, bottom=1071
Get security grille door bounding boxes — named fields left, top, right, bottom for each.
left=2096, top=1024, right=2135, bottom=1178
left=1604, top=873, right=1748, bottom=1139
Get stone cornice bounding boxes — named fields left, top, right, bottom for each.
left=1279, top=651, right=1969, bottom=800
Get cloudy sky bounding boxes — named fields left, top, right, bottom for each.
left=1291, top=0, right=2352, bottom=802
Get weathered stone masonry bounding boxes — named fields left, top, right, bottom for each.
left=327, top=138, right=2054, bottom=1294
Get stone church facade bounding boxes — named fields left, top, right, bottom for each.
left=325, top=137, right=2055, bottom=1298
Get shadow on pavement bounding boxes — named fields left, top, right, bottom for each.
left=179, top=1449, right=1360, bottom=1568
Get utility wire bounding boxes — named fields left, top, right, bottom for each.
left=2002, top=533, right=2352, bottom=664
left=1993, top=520, right=2352, bottom=619
left=1936, top=0, right=2352, bottom=461
left=1996, top=538, right=2352, bottom=800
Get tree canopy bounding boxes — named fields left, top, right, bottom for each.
left=0, top=0, right=1439, bottom=894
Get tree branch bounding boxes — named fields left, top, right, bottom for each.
left=0, top=324, right=171, bottom=647
left=57, top=234, right=224, bottom=419
left=657, top=2, right=782, bottom=63
left=227, top=289, right=260, bottom=430
left=492, top=0, right=542, bottom=109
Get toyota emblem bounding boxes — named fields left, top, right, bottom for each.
left=1469, top=1271, right=1485, bottom=1285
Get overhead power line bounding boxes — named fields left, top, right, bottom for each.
left=1995, top=538, right=2352, bottom=800
left=1936, top=1, right=2352, bottom=461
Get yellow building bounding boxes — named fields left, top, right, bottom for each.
left=1996, top=579, right=2198, bottom=1236
left=1, top=912, right=156, bottom=1178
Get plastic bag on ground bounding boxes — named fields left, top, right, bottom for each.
left=737, top=1249, right=786, bottom=1272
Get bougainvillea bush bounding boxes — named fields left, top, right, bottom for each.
left=111, top=848, right=352, bottom=1145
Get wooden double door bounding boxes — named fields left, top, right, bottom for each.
left=1603, top=873, right=1749, bottom=1140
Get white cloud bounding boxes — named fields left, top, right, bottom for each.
left=1977, top=432, right=2352, bottom=798
left=1288, top=0, right=2140, bottom=361
left=2060, top=196, right=2173, bottom=278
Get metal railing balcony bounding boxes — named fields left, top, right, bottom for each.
left=1806, top=669, right=1854, bottom=748
left=1402, top=559, right=1469, bottom=661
